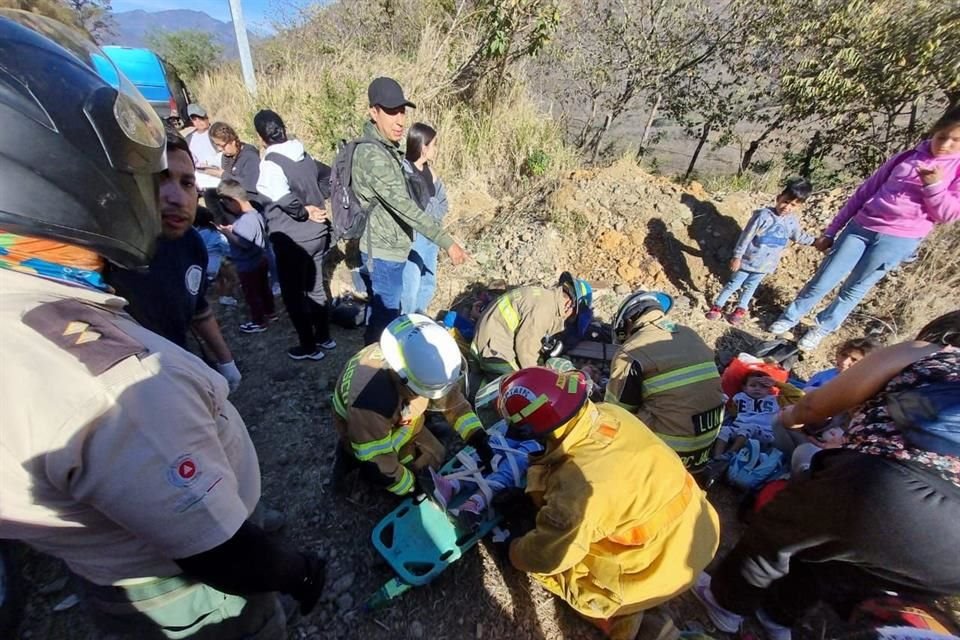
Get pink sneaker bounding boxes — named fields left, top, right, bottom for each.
left=427, top=468, right=456, bottom=509
left=705, top=306, right=723, bottom=321
left=727, top=308, right=747, bottom=325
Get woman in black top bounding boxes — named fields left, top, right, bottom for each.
left=204, top=121, right=261, bottom=199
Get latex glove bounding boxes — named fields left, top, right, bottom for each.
left=467, top=430, right=495, bottom=472
left=292, top=553, right=326, bottom=615
left=217, top=360, right=242, bottom=393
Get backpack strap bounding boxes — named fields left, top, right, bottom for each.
left=264, top=151, right=295, bottom=171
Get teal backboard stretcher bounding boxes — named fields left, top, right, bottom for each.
left=365, top=448, right=503, bottom=610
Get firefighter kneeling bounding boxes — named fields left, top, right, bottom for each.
left=498, top=367, right=720, bottom=640
left=331, top=314, right=493, bottom=496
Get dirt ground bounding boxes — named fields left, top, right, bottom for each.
left=7, top=164, right=936, bottom=640
left=10, top=302, right=757, bottom=640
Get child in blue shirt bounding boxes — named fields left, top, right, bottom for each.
left=803, top=336, right=879, bottom=390
left=194, top=205, right=238, bottom=307
left=706, top=177, right=815, bottom=325
left=216, top=179, right=275, bottom=333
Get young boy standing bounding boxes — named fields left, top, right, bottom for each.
left=216, top=179, right=275, bottom=333
left=706, top=177, right=815, bottom=325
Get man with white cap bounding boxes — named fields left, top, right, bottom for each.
left=186, top=103, right=221, bottom=189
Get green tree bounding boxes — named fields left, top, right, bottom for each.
left=776, top=0, right=959, bottom=174
left=145, top=29, right=223, bottom=81
left=450, top=0, right=561, bottom=102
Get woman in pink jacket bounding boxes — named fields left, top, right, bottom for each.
left=770, top=108, right=960, bottom=350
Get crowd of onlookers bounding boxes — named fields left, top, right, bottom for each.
left=1, top=12, right=958, bottom=640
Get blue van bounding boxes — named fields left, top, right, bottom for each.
left=102, top=46, right=192, bottom=125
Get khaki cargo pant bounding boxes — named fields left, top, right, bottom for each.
left=81, top=574, right=285, bottom=640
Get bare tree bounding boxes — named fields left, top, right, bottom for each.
left=62, top=0, right=115, bottom=43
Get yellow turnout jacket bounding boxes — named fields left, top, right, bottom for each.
left=509, top=402, right=720, bottom=620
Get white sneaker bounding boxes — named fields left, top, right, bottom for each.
left=691, top=573, right=743, bottom=634
left=219, top=296, right=238, bottom=307
left=768, top=319, right=794, bottom=335
left=756, top=609, right=792, bottom=640
left=798, top=326, right=829, bottom=351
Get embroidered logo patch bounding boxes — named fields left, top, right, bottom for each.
left=184, top=265, right=203, bottom=296
left=167, top=454, right=202, bottom=488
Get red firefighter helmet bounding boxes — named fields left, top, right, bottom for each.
left=497, top=366, right=589, bottom=438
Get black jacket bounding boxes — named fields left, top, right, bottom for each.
left=221, top=143, right=261, bottom=199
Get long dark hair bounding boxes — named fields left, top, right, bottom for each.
left=405, top=122, right=437, bottom=163
left=930, top=106, right=960, bottom=136
left=253, top=109, right=288, bottom=145
left=916, top=310, right=960, bottom=347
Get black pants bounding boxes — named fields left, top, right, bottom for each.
left=711, top=449, right=960, bottom=625
left=272, top=235, right=330, bottom=350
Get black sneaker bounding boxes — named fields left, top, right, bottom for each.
left=316, top=339, right=337, bottom=350
left=287, top=346, right=324, bottom=361
left=239, top=322, right=267, bottom=333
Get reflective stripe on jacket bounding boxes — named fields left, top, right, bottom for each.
left=471, top=286, right=568, bottom=374
left=509, top=402, right=720, bottom=620
left=332, top=344, right=483, bottom=494
left=605, top=311, right=725, bottom=470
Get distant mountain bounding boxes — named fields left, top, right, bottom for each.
left=106, top=9, right=260, bottom=59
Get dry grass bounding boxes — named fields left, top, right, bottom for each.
left=194, top=40, right=574, bottom=196
left=882, top=223, right=960, bottom=339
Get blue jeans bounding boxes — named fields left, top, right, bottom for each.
left=714, top=269, right=766, bottom=310
left=360, top=252, right=407, bottom=345
left=780, top=221, right=921, bottom=333
left=401, top=233, right=440, bottom=314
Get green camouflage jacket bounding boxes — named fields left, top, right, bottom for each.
left=351, top=121, right=454, bottom=262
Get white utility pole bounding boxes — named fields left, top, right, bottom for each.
left=227, top=0, right=257, bottom=96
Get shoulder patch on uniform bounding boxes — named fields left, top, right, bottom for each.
left=23, top=299, right=146, bottom=376
left=354, top=368, right=401, bottom=419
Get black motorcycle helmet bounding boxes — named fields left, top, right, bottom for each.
left=0, top=10, right=166, bottom=268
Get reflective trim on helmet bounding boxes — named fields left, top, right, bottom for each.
left=497, top=295, right=520, bottom=332
left=566, top=373, right=579, bottom=394
left=387, top=467, right=415, bottom=495
left=389, top=317, right=414, bottom=335
left=509, top=393, right=549, bottom=423
left=352, top=433, right=396, bottom=461
left=453, top=412, right=483, bottom=439
left=643, top=361, right=720, bottom=398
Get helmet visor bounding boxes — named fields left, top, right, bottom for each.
left=3, top=10, right=166, bottom=174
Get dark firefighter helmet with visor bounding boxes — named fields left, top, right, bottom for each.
left=0, top=10, right=167, bottom=268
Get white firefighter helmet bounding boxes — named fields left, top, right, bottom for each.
left=380, top=314, right=463, bottom=399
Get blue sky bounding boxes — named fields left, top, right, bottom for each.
left=111, top=0, right=310, bottom=32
